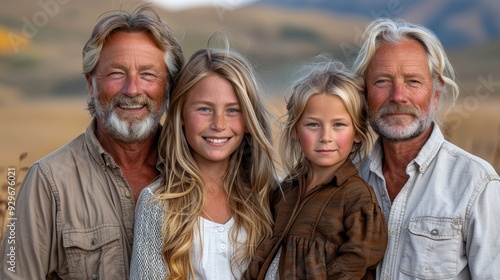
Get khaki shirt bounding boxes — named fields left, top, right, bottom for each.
left=0, top=119, right=162, bottom=279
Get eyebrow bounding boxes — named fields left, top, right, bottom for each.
left=301, top=116, right=349, bottom=122
left=190, top=101, right=241, bottom=107
left=369, top=71, right=425, bottom=79
left=107, top=62, right=160, bottom=71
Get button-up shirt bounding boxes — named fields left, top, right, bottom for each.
left=359, top=124, right=500, bottom=279
left=0, top=119, right=162, bottom=279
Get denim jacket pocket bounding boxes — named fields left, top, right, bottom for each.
left=400, top=217, right=462, bottom=279
left=63, top=224, right=125, bottom=280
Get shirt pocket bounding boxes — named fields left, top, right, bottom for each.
left=400, top=217, right=462, bottom=279
left=63, top=224, right=125, bottom=280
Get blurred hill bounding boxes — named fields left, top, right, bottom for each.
left=0, top=0, right=500, bottom=101
left=257, top=0, right=500, bottom=49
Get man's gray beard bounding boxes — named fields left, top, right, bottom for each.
left=99, top=106, right=158, bottom=142
left=369, top=102, right=436, bottom=142
left=91, top=84, right=165, bottom=143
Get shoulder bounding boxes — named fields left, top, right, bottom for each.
left=440, top=140, right=498, bottom=177
left=340, top=175, right=377, bottom=201
left=137, top=181, right=161, bottom=207
left=136, top=181, right=163, bottom=217
left=35, top=133, right=88, bottom=171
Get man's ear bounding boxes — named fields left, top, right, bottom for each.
left=86, top=74, right=95, bottom=98
left=433, top=78, right=444, bottom=106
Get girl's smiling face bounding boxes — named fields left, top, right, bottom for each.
left=182, top=73, right=246, bottom=168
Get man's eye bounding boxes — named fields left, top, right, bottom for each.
left=110, top=72, right=125, bottom=77
left=142, top=72, right=155, bottom=77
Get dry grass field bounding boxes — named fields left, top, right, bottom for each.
left=1, top=96, right=500, bottom=239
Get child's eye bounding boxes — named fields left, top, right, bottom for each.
left=227, top=108, right=240, bottom=114
left=333, top=123, right=346, bottom=127
left=198, top=107, right=211, bottom=113
left=306, top=123, right=319, bottom=127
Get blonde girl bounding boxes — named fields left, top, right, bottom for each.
left=244, top=57, right=387, bottom=279
left=131, top=46, right=278, bottom=279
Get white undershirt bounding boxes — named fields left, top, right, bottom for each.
left=193, top=217, right=247, bottom=279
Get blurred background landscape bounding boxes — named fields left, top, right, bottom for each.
left=1, top=0, right=500, bottom=234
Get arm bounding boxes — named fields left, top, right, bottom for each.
left=0, top=163, right=58, bottom=279
left=130, top=187, right=168, bottom=280
left=331, top=184, right=388, bottom=279
left=466, top=179, right=500, bottom=278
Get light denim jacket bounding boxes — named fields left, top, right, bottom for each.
left=359, top=124, right=500, bottom=279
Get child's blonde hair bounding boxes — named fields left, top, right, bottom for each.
left=280, top=55, right=375, bottom=178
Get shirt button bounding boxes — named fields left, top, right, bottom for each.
left=383, top=277, right=390, bottom=280
left=389, top=228, right=396, bottom=235
left=220, top=243, right=227, bottom=250
left=218, top=226, right=225, bottom=232
left=423, top=266, right=430, bottom=272
left=125, top=190, right=132, bottom=198
left=430, top=229, right=439, bottom=235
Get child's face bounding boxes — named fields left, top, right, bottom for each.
left=182, top=73, right=246, bottom=168
left=294, top=93, right=361, bottom=174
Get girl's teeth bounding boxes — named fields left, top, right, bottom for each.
left=206, top=138, right=228, bottom=144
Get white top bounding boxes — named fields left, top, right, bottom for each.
left=130, top=182, right=247, bottom=279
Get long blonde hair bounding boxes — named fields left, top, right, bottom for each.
left=157, top=47, right=278, bottom=280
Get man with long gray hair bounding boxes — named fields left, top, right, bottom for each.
left=354, top=18, right=500, bottom=279
left=0, top=5, right=184, bottom=279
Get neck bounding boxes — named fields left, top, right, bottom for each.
left=381, top=125, right=432, bottom=168
left=95, top=120, right=160, bottom=202
left=198, top=160, right=231, bottom=224
left=198, top=160, right=228, bottom=192
left=381, top=125, right=433, bottom=201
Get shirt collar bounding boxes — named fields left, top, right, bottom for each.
left=412, top=123, right=444, bottom=173
left=331, top=159, right=361, bottom=186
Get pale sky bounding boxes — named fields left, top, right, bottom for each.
left=151, top=0, right=257, bottom=11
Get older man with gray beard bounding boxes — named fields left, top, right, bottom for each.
left=0, top=5, right=183, bottom=280
left=354, top=18, right=500, bottom=279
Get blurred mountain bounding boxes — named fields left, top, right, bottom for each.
left=0, top=0, right=499, bottom=101
left=254, top=0, right=500, bottom=49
